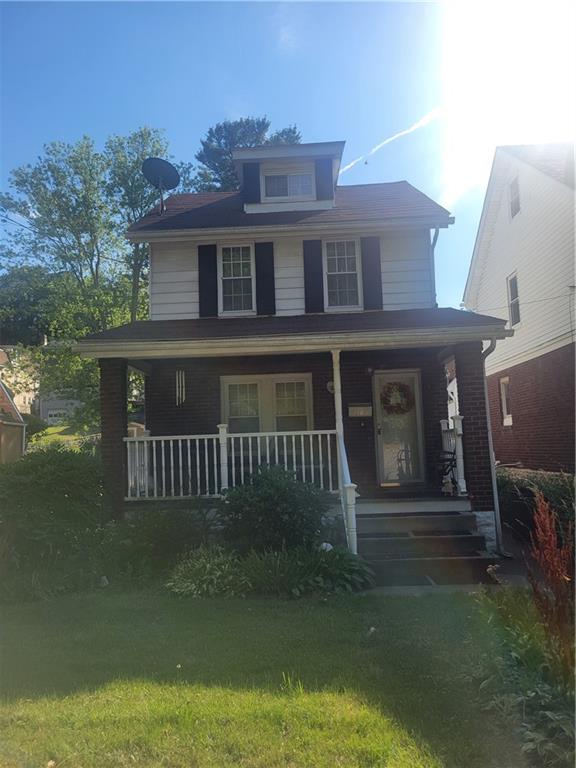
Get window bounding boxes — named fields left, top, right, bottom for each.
left=264, top=173, right=313, bottom=199
left=175, top=369, right=186, bottom=406
left=499, top=377, right=512, bottom=426
left=507, top=273, right=521, bottom=326
left=222, top=374, right=312, bottom=433
left=509, top=177, right=520, bottom=218
left=324, top=240, right=362, bottom=310
left=219, top=245, right=255, bottom=314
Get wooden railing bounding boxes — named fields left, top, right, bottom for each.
left=440, top=415, right=467, bottom=495
left=125, top=426, right=339, bottom=501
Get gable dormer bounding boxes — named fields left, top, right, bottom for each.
left=232, top=141, right=345, bottom=214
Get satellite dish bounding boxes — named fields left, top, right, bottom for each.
left=142, top=157, right=180, bottom=215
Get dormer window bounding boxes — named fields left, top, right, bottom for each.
left=264, top=172, right=314, bottom=200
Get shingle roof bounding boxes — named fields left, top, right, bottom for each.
left=128, top=182, right=452, bottom=234
left=502, top=143, right=575, bottom=189
left=84, top=308, right=505, bottom=343
left=0, top=379, right=24, bottom=425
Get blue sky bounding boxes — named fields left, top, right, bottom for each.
left=1, top=2, right=574, bottom=307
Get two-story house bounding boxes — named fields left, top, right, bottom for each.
left=464, top=143, right=575, bottom=473
left=78, top=141, right=509, bottom=584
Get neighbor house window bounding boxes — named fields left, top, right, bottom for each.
left=509, top=177, right=520, bottom=218
left=219, top=245, right=255, bottom=314
left=221, top=374, right=312, bottom=433
left=175, top=369, right=186, bottom=406
left=263, top=172, right=314, bottom=200
left=323, top=240, right=362, bottom=310
left=507, top=273, right=521, bottom=326
left=499, top=377, right=512, bottom=426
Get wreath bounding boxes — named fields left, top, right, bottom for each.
left=380, top=382, right=414, bottom=415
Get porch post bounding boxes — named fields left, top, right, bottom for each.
left=99, top=358, right=128, bottom=518
left=217, top=423, right=229, bottom=492
left=451, top=414, right=468, bottom=495
left=331, top=349, right=344, bottom=436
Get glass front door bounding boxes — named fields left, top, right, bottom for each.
left=373, top=370, right=425, bottom=485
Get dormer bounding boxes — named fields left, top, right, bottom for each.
left=232, top=141, right=345, bottom=214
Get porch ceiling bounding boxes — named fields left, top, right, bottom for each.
left=76, top=308, right=510, bottom=360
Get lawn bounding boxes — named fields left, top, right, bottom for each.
left=0, top=589, right=528, bottom=768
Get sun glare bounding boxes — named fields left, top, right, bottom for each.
left=440, top=0, right=576, bottom=207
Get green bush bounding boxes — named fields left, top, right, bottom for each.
left=242, top=546, right=374, bottom=597
left=22, top=412, right=48, bottom=439
left=166, top=545, right=248, bottom=598
left=497, top=468, right=574, bottom=540
left=478, top=589, right=575, bottom=767
left=221, top=466, right=331, bottom=552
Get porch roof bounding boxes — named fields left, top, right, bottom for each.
left=76, top=308, right=510, bottom=360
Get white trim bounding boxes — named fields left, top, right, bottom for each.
left=322, top=238, right=364, bottom=312
left=506, top=271, right=520, bottom=327
left=76, top=325, right=512, bottom=360
left=220, top=373, right=313, bottom=433
left=372, top=368, right=425, bottom=485
left=244, top=200, right=334, bottom=214
left=217, top=243, right=257, bottom=317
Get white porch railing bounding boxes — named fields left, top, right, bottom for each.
left=125, top=426, right=339, bottom=501
left=440, top=415, right=467, bottom=495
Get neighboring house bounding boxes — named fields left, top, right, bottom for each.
left=77, top=140, right=510, bottom=583
left=464, top=143, right=575, bottom=473
left=36, top=395, right=82, bottom=426
left=0, top=378, right=25, bottom=464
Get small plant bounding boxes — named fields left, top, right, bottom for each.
left=166, top=545, right=249, bottom=598
left=221, top=466, right=331, bottom=552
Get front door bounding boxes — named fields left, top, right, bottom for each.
left=373, top=370, right=425, bottom=485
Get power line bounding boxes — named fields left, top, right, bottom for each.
left=469, top=293, right=573, bottom=313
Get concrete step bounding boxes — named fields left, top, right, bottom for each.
left=358, top=533, right=486, bottom=558
left=366, top=554, right=499, bottom=587
left=356, top=512, right=478, bottom=535
left=355, top=497, right=471, bottom=515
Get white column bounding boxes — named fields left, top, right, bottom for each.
left=452, top=415, right=468, bottom=496
left=344, top=483, right=358, bottom=554
left=217, top=423, right=229, bottom=492
left=331, top=349, right=344, bottom=435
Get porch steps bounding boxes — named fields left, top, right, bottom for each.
left=356, top=498, right=497, bottom=586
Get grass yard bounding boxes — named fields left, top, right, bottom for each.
left=0, top=589, right=528, bottom=768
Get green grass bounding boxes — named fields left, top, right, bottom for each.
left=0, top=589, right=528, bottom=767
left=31, top=424, right=84, bottom=446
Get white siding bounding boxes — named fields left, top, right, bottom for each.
left=148, top=230, right=436, bottom=320
left=149, top=244, right=198, bottom=320
left=466, top=154, right=575, bottom=376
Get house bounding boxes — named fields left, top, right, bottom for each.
left=77, top=140, right=511, bottom=583
left=36, top=395, right=82, bottom=426
left=0, top=377, right=25, bottom=464
left=464, top=144, right=575, bottom=473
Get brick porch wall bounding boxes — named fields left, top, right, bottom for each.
left=486, top=343, right=575, bottom=472
left=454, top=342, right=494, bottom=511
left=99, top=358, right=128, bottom=516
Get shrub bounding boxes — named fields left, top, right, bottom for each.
left=166, top=545, right=248, bottom=598
left=497, top=468, right=574, bottom=540
left=22, top=412, right=47, bottom=440
left=221, top=466, right=331, bottom=552
left=242, top=546, right=374, bottom=597
left=478, top=589, right=574, bottom=767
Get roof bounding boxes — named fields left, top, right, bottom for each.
left=128, top=182, right=452, bottom=236
left=0, top=379, right=24, bottom=425
left=231, top=141, right=345, bottom=162
left=84, top=308, right=505, bottom=344
left=501, top=143, right=575, bottom=189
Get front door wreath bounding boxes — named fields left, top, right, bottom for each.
left=379, top=381, right=414, bottom=415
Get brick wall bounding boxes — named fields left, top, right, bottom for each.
left=145, top=348, right=449, bottom=497
left=454, top=342, right=494, bottom=511
left=487, top=343, right=575, bottom=472
left=99, top=358, right=128, bottom=516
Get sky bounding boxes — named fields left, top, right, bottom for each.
left=1, top=0, right=574, bottom=307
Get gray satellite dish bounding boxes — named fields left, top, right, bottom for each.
left=142, top=157, right=180, bottom=215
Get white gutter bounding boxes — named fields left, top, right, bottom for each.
left=76, top=325, right=511, bottom=360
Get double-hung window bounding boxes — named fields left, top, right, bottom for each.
left=509, top=177, right=520, bottom=218
left=507, top=273, right=520, bottom=326
left=264, top=173, right=314, bottom=200
left=499, top=377, right=512, bottom=426
left=221, top=374, right=312, bottom=433
left=219, top=245, right=255, bottom=314
left=323, top=240, right=363, bottom=310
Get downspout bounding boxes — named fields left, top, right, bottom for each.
left=481, top=338, right=508, bottom=555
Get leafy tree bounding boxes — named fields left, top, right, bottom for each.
left=0, top=266, right=58, bottom=345
left=194, top=117, right=301, bottom=191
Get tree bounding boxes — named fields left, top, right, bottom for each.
left=194, top=117, right=301, bottom=191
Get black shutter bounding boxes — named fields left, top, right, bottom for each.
left=198, top=244, right=218, bottom=317
left=303, top=240, right=324, bottom=313
left=315, top=158, right=334, bottom=201
left=243, top=162, right=260, bottom=204
left=255, top=242, right=275, bottom=316
left=360, top=237, right=383, bottom=310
